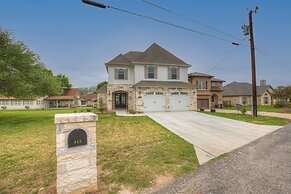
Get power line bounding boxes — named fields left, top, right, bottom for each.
left=82, top=0, right=240, bottom=45
left=141, top=0, right=242, bottom=41
left=108, top=6, right=239, bottom=44
left=206, top=37, right=247, bottom=73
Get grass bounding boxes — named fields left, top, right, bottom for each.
left=0, top=109, right=198, bottom=193
left=203, top=112, right=290, bottom=126
left=208, top=153, right=229, bottom=163
left=223, top=104, right=291, bottom=114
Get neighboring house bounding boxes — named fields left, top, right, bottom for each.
left=96, top=43, right=197, bottom=112
left=0, top=96, right=48, bottom=110
left=81, top=93, right=97, bottom=106
left=45, top=88, right=81, bottom=108
left=188, top=72, right=225, bottom=109
left=223, top=80, right=274, bottom=106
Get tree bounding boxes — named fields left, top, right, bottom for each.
left=96, top=81, right=108, bottom=90
left=0, top=29, right=63, bottom=98
left=56, top=74, right=72, bottom=89
left=273, top=86, right=291, bottom=102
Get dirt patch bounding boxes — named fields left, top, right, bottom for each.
left=154, top=173, right=174, bottom=188
left=39, top=182, right=56, bottom=194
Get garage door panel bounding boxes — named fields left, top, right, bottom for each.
left=197, top=99, right=209, bottom=109
left=144, top=93, right=166, bottom=112
left=170, top=93, right=191, bottom=111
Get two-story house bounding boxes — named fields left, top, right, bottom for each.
left=188, top=72, right=225, bottom=109
left=96, top=43, right=197, bottom=112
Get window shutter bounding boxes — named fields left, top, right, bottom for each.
left=154, top=66, right=158, bottom=79
left=114, top=68, right=118, bottom=80
left=177, top=67, right=180, bottom=80
left=125, top=69, right=128, bottom=80
left=144, top=66, right=148, bottom=79
left=168, top=67, right=171, bottom=79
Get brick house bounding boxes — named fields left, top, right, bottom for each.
left=188, top=72, right=225, bottom=109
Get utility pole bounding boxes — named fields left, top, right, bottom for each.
left=249, top=7, right=259, bottom=117
left=242, top=7, right=259, bottom=117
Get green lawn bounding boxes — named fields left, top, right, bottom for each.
left=0, top=109, right=198, bottom=193
left=203, top=112, right=290, bottom=126
left=223, top=104, right=291, bottom=114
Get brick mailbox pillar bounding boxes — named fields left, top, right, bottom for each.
left=54, top=113, right=97, bottom=194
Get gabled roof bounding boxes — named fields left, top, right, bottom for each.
left=96, top=85, right=107, bottom=93
left=81, top=93, right=97, bottom=101
left=133, top=80, right=194, bottom=88
left=46, top=88, right=80, bottom=100
left=223, top=81, right=272, bottom=96
left=188, top=72, right=214, bottom=78
left=106, top=43, right=190, bottom=67
left=211, top=78, right=225, bottom=82
left=106, top=54, right=131, bottom=65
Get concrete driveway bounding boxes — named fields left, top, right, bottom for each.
left=146, top=111, right=282, bottom=164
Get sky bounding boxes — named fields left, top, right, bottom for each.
left=1, top=0, right=291, bottom=87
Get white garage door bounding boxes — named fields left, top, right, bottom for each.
left=144, top=92, right=166, bottom=112
left=170, top=92, right=191, bottom=111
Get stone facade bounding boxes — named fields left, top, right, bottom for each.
left=96, top=92, right=107, bottom=110
left=106, top=84, right=135, bottom=111
left=55, top=113, right=97, bottom=194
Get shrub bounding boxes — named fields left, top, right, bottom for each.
left=86, top=108, right=91, bottom=112
left=274, top=100, right=286, bottom=108
left=240, top=107, right=247, bottom=115
left=98, top=99, right=105, bottom=113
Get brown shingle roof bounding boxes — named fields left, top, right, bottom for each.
left=188, top=72, right=214, bottom=78
left=223, top=81, right=272, bottom=96
left=81, top=93, right=97, bottom=101
left=63, top=88, right=80, bottom=96
left=45, top=96, right=75, bottom=100
left=211, top=78, right=225, bottom=82
left=106, top=43, right=190, bottom=67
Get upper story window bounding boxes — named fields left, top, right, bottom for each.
left=196, top=80, right=207, bottom=90
left=145, top=66, right=157, bottom=79
left=114, top=68, right=128, bottom=80
left=168, top=67, right=180, bottom=80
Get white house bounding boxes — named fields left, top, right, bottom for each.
left=96, top=43, right=197, bottom=112
left=0, top=96, right=48, bottom=110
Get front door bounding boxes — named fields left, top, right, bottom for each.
left=115, top=93, right=126, bottom=109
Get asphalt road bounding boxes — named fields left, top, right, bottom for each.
left=152, top=123, right=291, bottom=194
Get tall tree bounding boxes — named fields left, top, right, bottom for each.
left=56, top=74, right=72, bottom=89
left=273, top=86, right=291, bottom=102
left=96, top=81, right=108, bottom=90
left=0, top=29, right=63, bottom=98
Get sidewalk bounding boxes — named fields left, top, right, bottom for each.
left=216, top=109, right=291, bottom=120
left=115, top=109, right=146, bottom=117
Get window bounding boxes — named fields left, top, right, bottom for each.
left=197, top=80, right=207, bottom=90
left=168, top=67, right=179, bottom=80
left=155, top=92, right=164, bottom=95
left=145, top=66, right=157, bottom=79
left=114, top=68, right=128, bottom=80
left=242, top=97, right=248, bottom=105
left=36, top=100, right=43, bottom=105
left=11, top=100, right=22, bottom=106
left=0, top=100, right=9, bottom=106
left=180, top=92, right=188, bottom=95
left=171, top=92, right=179, bottom=95
left=145, top=92, right=154, bottom=95
left=23, top=100, right=33, bottom=106
left=264, top=97, right=269, bottom=104
left=118, top=69, right=125, bottom=80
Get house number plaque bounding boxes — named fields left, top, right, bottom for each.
left=68, top=128, right=87, bottom=148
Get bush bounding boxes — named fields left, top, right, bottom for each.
left=98, top=99, right=105, bottom=113
left=274, top=100, right=286, bottom=108
left=86, top=108, right=91, bottom=112
left=240, top=107, right=247, bottom=115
